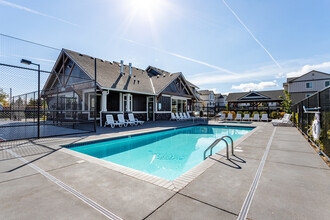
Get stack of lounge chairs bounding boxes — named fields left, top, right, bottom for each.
left=104, top=113, right=144, bottom=128
left=170, top=112, right=198, bottom=121
left=218, top=113, right=269, bottom=122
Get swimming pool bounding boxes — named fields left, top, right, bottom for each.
left=68, top=125, right=254, bottom=180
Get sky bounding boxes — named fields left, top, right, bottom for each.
left=1, top=0, right=330, bottom=96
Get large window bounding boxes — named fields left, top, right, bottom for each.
left=123, top=94, right=133, bottom=112
left=172, top=99, right=177, bottom=113
left=171, top=98, right=188, bottom=113
left=306, top=82, right=312, bottom=88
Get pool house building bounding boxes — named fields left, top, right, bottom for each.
left=226, top=90, right=284, bottom=112
left=43, top=49, right=198, bottom=125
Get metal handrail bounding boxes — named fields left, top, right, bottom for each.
left=203, top=135, right=234, bottom=160
left=221, top=135, right=234, bottom=156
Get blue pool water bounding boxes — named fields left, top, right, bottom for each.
left=69, top=125, right=253, bottom=180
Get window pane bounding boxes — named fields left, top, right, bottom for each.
left=172, top=99, right=177, bottom=113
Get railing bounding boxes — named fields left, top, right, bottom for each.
left=204, top=136, right=234, bottom=160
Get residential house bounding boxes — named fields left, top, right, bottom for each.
left=215, top=93, right=227, bottom=111
left=42, top=49, right=198, bottom=125
left=283, top=70, right=330, bottom=104
left=198, top=90, right=215, bottom=110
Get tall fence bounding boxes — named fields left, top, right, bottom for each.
left=0, top=63, right=96, bottom=141
left=292, top=87, right=330, bottom=158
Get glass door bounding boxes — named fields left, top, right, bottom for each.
left=147, top=97, right=154, bottom=121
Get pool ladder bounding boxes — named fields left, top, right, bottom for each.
left=204, top=136, right=234, bottom=160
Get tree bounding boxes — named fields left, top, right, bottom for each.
left=279, top=90, right=292, bottom=113
left=0, top=88, right=8, bottom=107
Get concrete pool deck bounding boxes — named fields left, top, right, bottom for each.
left=0, top=120, right=329, bottom=219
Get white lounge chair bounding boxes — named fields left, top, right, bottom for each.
left=128, top=113, right=144, bottom=125
left=226, top=113, right=233, bottom=120
left=252, top=114, right=260, bottom=121
left=260, top=114, right=268, bottom=122
left=179, top=112, right=188, bottom=120
left=117, top=114, right=129, bottom=127
left=104, top=114, right=124, bottom=128
left=243, top=113, right=250, bottom=121
left=218, top=113, right=226, bottom=120
left=235, top=113, right=242, bottom=121
left=171, top=113, right=179, bottom=121
left=183, top=113, right=191, bottom=120
left=272, top=114, right=292, bottom=126
left=176, top=113, right=184, bottom=120
left=187, top=112, right=197, bottom=120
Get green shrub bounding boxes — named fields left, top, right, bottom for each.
left=260, top=111, right=267, bottom=116
left=237, top=111, right=243, bottom=116
left=270, top=111, right=278, bottom=119
left=243, top=111, right=250, bottom=116
left=252, top=111, right=259, bottom=118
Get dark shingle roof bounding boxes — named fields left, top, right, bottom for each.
left=64, top=49, right=189, bottom=95
left=227, top=90, right=284, bottom=102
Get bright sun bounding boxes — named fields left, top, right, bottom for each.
left=127, top=0, right=168, bottom=20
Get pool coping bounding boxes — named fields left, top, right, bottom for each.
left=60, top=124, right=260, bottom=192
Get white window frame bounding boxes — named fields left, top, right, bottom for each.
left=123, top=93, right=133, bottom=112
left=325, top=81, right=330, bottom=87
left=306, top=82, right=312, bottom=88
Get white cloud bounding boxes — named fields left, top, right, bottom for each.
left=231, top=80, right=278, bottom=92
left=0, top=0, right=79, bottom=27
left=210, top=88, right=219, bottom=93
left=189, top=64, right=280, bottom=85
left=286, top=61, right=330, bottom=77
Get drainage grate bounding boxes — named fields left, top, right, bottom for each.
left=237, top=127, right=277, bottom=220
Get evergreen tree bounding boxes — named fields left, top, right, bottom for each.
left=279, top=91, right=292, bottom=113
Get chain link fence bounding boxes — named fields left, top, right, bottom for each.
left=292, top=87, right=330, bottom=158
left=0, top=62, right=96, bottom=141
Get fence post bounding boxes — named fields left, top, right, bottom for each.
left=94, top=58, right=97, bottom=132
left=37, top=64, right=40, bottom=139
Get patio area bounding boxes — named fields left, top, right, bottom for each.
left=0, top=120, right=329, bottom=219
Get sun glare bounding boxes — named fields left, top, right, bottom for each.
left=127, top=0, right=168, bottom=20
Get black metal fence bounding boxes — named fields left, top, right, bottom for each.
left=292, top=87, right=330, bottom=158
left=0, top=63, right=96, bottom=141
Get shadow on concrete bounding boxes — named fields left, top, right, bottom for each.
left=211, top=154, right=246, bottom=169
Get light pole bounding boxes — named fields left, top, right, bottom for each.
left=21, top=59, right=41, bottom=139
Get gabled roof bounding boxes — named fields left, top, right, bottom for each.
left=227, top=90, right=284, bottom=102
left=198, top=90, right=214, bottom=95
left=44, top=49, right=197, bottom=97
left=64, top=49, right=155, bottom=94
left=145, top=66, right=183, bottom=95
left=215, top=93, right=224, bottom=98
left=187, top=81, right=199, bottom=89
left=287, top=70, right=330, bottom=83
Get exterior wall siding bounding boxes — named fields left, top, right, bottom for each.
left=157, top=96, right=171, bottom=111
left=288, top=80, right=329, bottom=93
left=133, top=94, right=147, bottom=111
